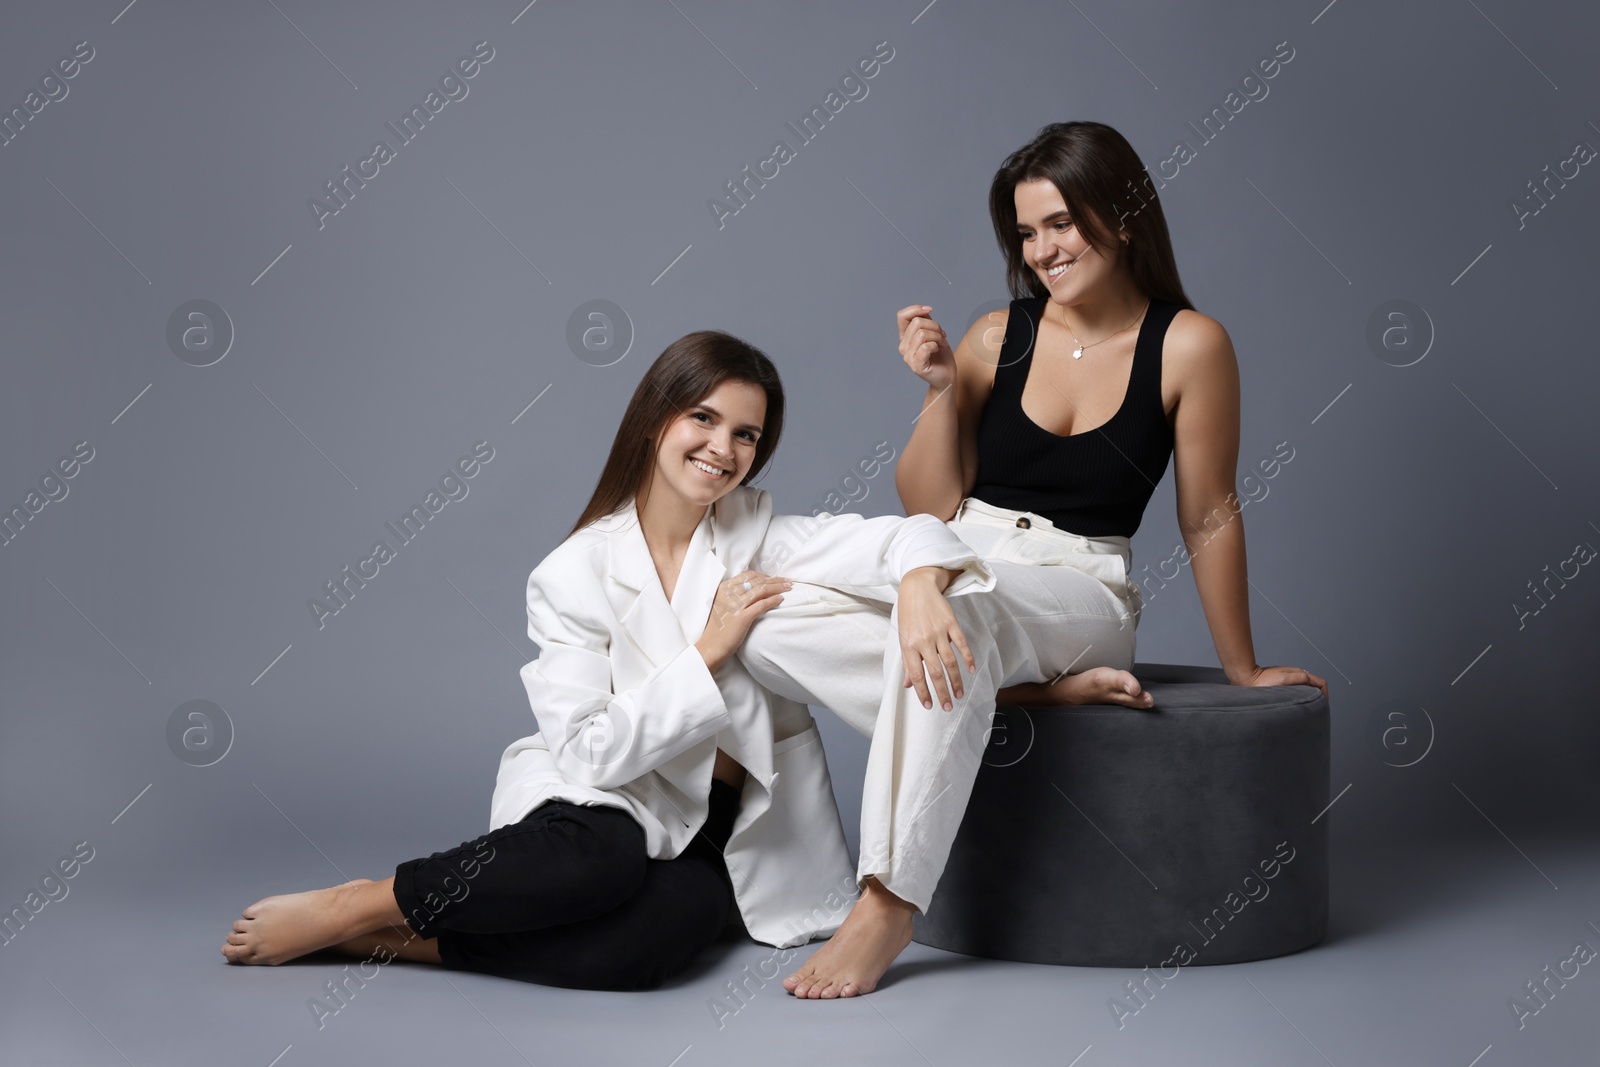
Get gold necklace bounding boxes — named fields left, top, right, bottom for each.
left=1056, top=299, right=1151, bottom=359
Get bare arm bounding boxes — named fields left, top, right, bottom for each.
left=1170, top=313, right=1327, bottom=698
left=894, top=305, right=1001, bottom=520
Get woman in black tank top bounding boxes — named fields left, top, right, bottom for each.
left=895, top=121, right=1327, bottom=707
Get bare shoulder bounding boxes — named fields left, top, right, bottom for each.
left=1164, top=308, right=1238, bottom=391
left=951, top=305, right=1009, bottom=392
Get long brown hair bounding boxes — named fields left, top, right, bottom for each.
left=988, top=121, right=1193, bottom=310
left=569, top=330, right=786, bottom=535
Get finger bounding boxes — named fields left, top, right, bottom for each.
left=920, top=645, right=954, bottom=710
left=948, top=623, right=975, bottom=674
left=748, top=592, right=786, bottom=617
left=904, top=648, right=934, bottom=709
left=937, top=642, right=964, bottom=701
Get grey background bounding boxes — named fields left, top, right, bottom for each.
left=2, top=1, right=1596, bottom=1064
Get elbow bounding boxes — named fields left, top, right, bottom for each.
left=898, top=479, right=961, bottom=521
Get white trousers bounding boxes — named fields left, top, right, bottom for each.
left=738, top=497, right=1141, bottom=913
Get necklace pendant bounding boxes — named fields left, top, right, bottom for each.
left=1072, top=346, right=1084, bottom=359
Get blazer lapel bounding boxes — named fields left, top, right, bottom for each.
left=671, top=507, right=726, bottom=644
left=603, top=505, right=691, bottom=670
left=603, top=501, right=736, bottom=668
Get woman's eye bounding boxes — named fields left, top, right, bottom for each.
left=738, top=431, right=757, bottom=442
left=691, top=412, right=711, bottom=423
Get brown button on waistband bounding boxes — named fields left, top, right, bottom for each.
left=1015, top=516, right=1031, bottom=529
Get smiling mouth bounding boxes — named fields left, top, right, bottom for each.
left=1045, top=258, right=1077, bottom=281
left=689, top=456, right=730, bottom=479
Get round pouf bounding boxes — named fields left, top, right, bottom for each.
left=912, top=662, right=1329, bottom=967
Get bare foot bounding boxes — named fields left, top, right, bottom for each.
left=783, top=877, right=914, bottom=999
left=332, top=928, right=441, bottom=965
left=998, top=666, right=1154, bottom=709
left=222, top=877, right=402, bottom=966
left=1054, top=666, right=1153, bottom=708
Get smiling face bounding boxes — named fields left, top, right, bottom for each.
left=644, top=377, right=768, bottom=513
left=1014, top=177, right=1128, bottom=304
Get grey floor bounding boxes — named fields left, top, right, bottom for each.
left=3, top=823, right=1595, bottom=1066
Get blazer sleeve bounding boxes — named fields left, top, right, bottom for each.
left=753, top=510, right=995, bottom=603
left=518, top=552, right=732, bottom=791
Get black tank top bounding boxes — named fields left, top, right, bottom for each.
left=969, top=296, right=1179, bottom=538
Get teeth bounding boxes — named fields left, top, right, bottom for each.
left=690, top=458, right=727, bottom=477
left=1048, top=259, right=1075, bottom=278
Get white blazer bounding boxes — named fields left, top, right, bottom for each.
left=488, top=485, right=995, bottom=948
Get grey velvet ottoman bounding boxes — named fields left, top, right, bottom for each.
left=912, top=662, right=1329, bottom=967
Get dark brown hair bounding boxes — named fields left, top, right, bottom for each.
left=569, top=330, right=786, bottom=535
left=988, top=121, right=1193, bottom=310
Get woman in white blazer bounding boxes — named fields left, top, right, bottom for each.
left=221, top=330, right=993, bottom=990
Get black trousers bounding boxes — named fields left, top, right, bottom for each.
left=391, top=779, right=741, bottom=991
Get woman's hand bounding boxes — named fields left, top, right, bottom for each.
left=1235, top=664, right=1328, bottom=701
left=897, top=566, right=975, bottom=711
left=897, top=304, right=956, bottom=389
left=696, top=570, right=791, bottom=673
